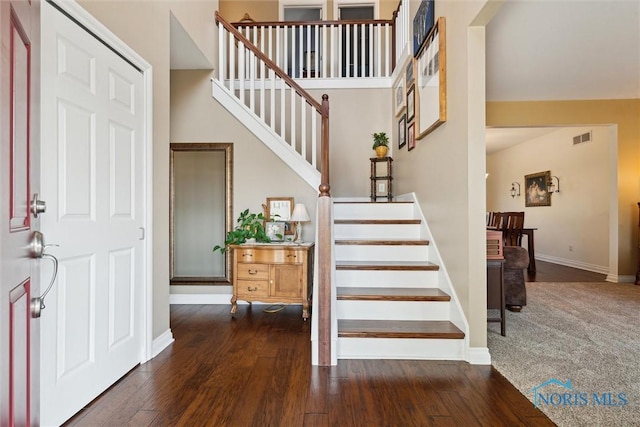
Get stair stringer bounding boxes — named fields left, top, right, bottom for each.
left=211, top=78, right=321, bottom=191
left=407, top=192, right=489, bottom=364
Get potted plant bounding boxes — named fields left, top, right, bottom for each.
left=372, top=132, right=389, bottom=158
left=213, top=209, right=271, bottom=253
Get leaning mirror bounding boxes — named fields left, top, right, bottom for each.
left=170, top=143, right=233, bottom=285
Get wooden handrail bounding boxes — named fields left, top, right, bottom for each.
left=216, top=11, right=323, bottom=113
left=232, top=18, right=394, bottom=28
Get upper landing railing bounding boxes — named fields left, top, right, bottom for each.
left=231, top=0, right=409, bottom=80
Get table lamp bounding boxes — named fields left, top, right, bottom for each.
left=290, top=203, right=310, bottom=243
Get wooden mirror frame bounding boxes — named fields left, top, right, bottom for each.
left=170, top=143, right=233, bottom=285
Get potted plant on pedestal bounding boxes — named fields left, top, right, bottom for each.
left=372, top=132, right=389, bottom=158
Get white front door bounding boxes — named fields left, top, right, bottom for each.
left=0, top=0, right=41, bottom=425
left=39, top=2, right=147, bottom=425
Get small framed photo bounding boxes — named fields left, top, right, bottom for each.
left=265, top=221, right=285, bottom=241
left=407, top=85, right=415, bottom=122
left=407, top=122, right=416, bottom=151
left=393, top=76, right=406, bottom=117
left=525, top=171, right=552, bottom=207
left=265, top=197, right=294, bottom=235
left=398, top=114, right=407, bottom=149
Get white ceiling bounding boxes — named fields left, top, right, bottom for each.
left=485, top=0, right=640, bottom=152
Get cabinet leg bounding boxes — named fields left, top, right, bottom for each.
left=302, top=300, right=310, bottom=321
left=230, top=295, right=237, bottom=315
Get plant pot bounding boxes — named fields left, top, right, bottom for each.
left=375, top=146, right=388, bottom=158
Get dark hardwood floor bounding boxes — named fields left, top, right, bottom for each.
left=65, top=303, right=554, bottom=426
left=526, top=260, right=607, bottom=282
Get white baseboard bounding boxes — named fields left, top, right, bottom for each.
left=169, top=293, right=233, bottom=305
left=468, top=347, right=491, bottom=365
left=151, top=329, right=174, bottom=358
left=606, top=274, right=637, bottom=283
left=535, top=254, right=608, bottom=275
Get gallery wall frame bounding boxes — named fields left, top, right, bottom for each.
left=416, top=17, right=446, bottom=140
left=407, top=122, right=416, bottom=151
left=413, top=0, right=435, bottom=57
left=393, top=75, right=406, bottom=117
left=398, top=114, right=407, bottom=149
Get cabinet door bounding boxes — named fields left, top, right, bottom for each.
left=270, top=264, right=303, bottom=298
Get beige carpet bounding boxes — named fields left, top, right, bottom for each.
left=488, top=281, right=640, bottom=427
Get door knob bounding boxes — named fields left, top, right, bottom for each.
left=30, top=193, right=47, bottom=218
left=29, top=231, right=60, bottom=318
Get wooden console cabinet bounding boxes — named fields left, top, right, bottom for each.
left=230, top=243, right=314, bottom=319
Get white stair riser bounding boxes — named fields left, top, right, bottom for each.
left=337, top=338, right=465, bottom=360
left=335, top=245, right=429, bottom=262
left=337, top=300, right=450, bottom=321
left=336, top=270, right=439, bottom=287
left=335, top=224, right=421, bottom=239
left=334, top=203, right=415, bottom=220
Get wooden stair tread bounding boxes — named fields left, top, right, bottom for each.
left=336, top=260, right=439, bottom=271
left=334, top=219, right=420, bottom=225
left=335, top=238, right=429, bottom=246
left=337, top=287, right=450, bottom=301
left=338, top=320, right=464, bottom=339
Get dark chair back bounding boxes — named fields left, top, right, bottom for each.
left=501, top=212, right=525, bottom=246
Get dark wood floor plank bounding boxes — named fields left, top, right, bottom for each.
left=64, top=303, right=553, bottom=427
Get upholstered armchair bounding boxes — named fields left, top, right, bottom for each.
left=503, top=246, right=529, bottom=311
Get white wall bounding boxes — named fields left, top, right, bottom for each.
left=487, top=126, right=613, bottom=274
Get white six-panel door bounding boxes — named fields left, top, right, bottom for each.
left=39, top=2, right=146, bottom=425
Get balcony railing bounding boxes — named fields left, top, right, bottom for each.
left=231, top=0, right=409, bottom=80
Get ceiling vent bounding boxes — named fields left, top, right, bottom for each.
left=573, top=131, right=592, bottom=145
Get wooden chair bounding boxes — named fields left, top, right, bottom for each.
left=500, top=212, right=525, bottom=247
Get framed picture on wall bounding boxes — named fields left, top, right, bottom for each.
left=407, top=122, right=416, bottom=151
left=393, top=76, right=406, bottom=117
left=398, top=114, right=407, bottom=149
left=524, top=171, right=551, bottom=207
left=407, top=85, right=415, bottom=122
left=413, top=0, right=435, bottom=56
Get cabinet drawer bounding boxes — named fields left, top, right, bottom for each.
left=236, top=248, right=304, bottom=264
left=236, top=263, right=269, bottom=280
left=237, top=280, right=269, bottom=297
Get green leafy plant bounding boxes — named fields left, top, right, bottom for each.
left=212, top=209, right=270, bottom=253
left=372, top=132, right=389, bottom=149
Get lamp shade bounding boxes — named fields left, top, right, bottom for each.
left=290, top=203, right=310, bottom=222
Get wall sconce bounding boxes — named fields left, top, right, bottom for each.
left=510, top=182, right=521, bottom=198
left=290, top=203, right=310, bottom=243
left=548, top=175, right=560, bottom=193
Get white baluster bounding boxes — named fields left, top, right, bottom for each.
left=290, top=88, right=296, bottom=149
left=314, top=25, right=319, bottom=77
left=270, top=68, right=276, bottom=130
left=229, top=33, right=235, bottom=90
left=301, top=99, right=306, bottom=160
left=249, top=53, right=256, bottom=112
left=369, top=24, right=374, bottom=77
left=219, top=23, right=225, bottom=83
left=311, top=110, right=317, bottom=168
left=239, top=44, right=245, bottom=105
left=385, top=24, right=390, bottom=77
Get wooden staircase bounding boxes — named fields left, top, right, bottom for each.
left=334, top=198, right=466, bottom=360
